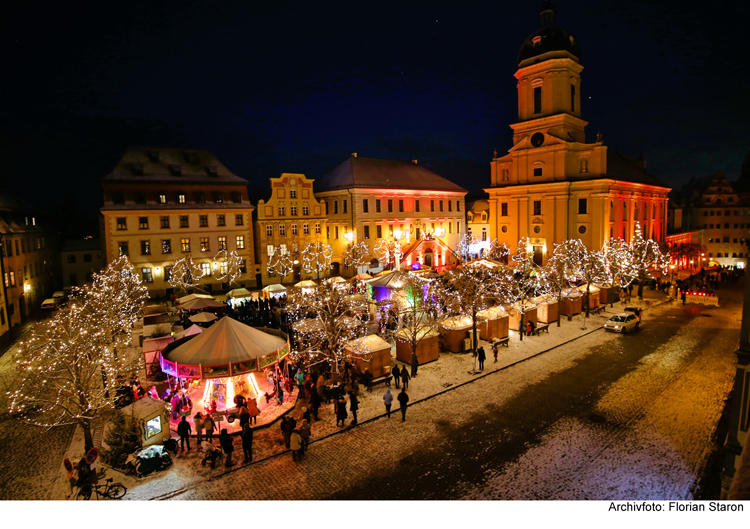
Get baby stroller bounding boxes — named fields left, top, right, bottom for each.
left=201, top=441, right=221, bottom=468
left=133, top=445, right=172, bottom=477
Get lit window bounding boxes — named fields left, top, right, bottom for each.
left=236, top=236, right=245, bottom=249
left=217, top=214, right=226, bottom=226
left=200, top=237, right=210, bottom=252
left=218, top=236, right=227, bottom=250
left=142, top=268, right=153, bottom=283
left=159, top=193, right=167, bottom=204
left=141, top=240, right=151, bottom=255
left=181, top=238, right=190, bottom=252
left=178, top=193, right=186, bottom=204
left=139, top=217, right=149, bottom=229
left=162, top=239, right=172, bottom=254
left=117, top=218, right=127, bottom=230
left=201, top=263, right=211, bottom=276
left=214, top=192, right=223, bottom=203
left=291, top=224, right=298, bottom=236
left=118, top=241, right=129, bottom=256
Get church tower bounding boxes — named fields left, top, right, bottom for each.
left=485, top=2, right=670, bottom=262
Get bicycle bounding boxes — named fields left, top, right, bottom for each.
left=75, top=477, right=127, bottom=500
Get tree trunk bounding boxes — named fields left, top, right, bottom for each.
left=637, top=280, right=644, bottom=300
left=410, top=346, right=418, bottom=377
left=585, top=284, right=591, bottom=318
left=82, top=419, right=95, bottom=452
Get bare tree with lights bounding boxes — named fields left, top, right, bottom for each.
left=168, top=256, right=204, bottom=294
left=456, top=233, right=478, bottom=262
left=212, top=249, right=244, bottom=286
left=616, top=222, right=670, bottom=299
left=8, top=255, right=148, bottom=452
left=343, top=241, right=371, bottom=273
left=391, top=274, right=439, bottom=377
left=374, top=239, right=396, bottom=270
left=267, top=246, right=294, bottom=282
left=487, top=238, right=510, bottom=263
left=507, top=238, right=550, bottom=340
left=302, top=242, right=333, bottom=281
left=563, top=238, right=609, bottom=319
left=289, top=281, right=367, bottom=371
left=543, top=240, right=582, bottom=327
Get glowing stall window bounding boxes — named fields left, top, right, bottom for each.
left=146, top=415, right=162, bottom=439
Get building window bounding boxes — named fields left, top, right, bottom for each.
left=200, top=215, right=208, bottom=227
left=236, top=236, right=245, bottom=249
left=533, top=167, right=543, bottom=177
left=239, top=259, right=247, bottom=274
left=303, top=206, right=309, bottom=216
left=178, top=193, right=186, bottom=204
left=315, top=223, right=321, bottom=234
left=448, top=223, right=452, bottom=234
left=201, top=263, right=211, bottom=277
left=158, top=193, right=167, bottom=204
left=571, top=84, right=575, bottom=112
left=15, top=240, right=18, bottom=255
left=160, top=216, right=170, bottom=228
left=343, top=200, right=348, bottom=214
left=534, top=86, right=542, bottom=114
left=457, top=221, right=461, bottom=233
left=376, top=225, right=382, bottom=238
left=278, top=206, right=285, bottom=217
left=142, top=268, right=153, bottom=283
left=266, top=225, right=273, bottom=237
left=335, top=226, right=339, bottom=239
left=67, top=254, right=76, bottom=264
left=431, top=200, right=435, bottom=212
left=232, top=192, right=242, bottom=204
left=279, top=224, right=286, bottom=237
left=579, top=198, right=587, bottom=215
left=364, top=226, right=370, bottom=239
left=117, top=217, right=127, bottom=230
left=5, top=241, right=10, bottom=257
left=84, top=253, right=92, bottom=263
left=217, top=236, right=226, bottom=250
left=141, top=240, right=151, bottom=255
left=723, top=236, right=729, bottom=243
left=734, top=238, right=739, bottom=244
left=457, top=201, right=460, bottom=212
left=181, top=238, right=190, bottom=252
left=162, top=239, right=172, bottom=254
left=325, top=201, right=329, bottom=215
left=439, top=201, right=444, bottom=212
left=415, top=200, right=420, bottom=213
left=119, top=241, right=129, bottom=256
left=180, top=215, right=189, bottom=228
left=112, top=192, right=124, bottom=204
left=363, top=199, right=369, bottom=213
left=290, top=206, right=297, bottom=216
left=448, top=201, right=452, bottom=212
left=137, top=216, right=149, bottom=229
left=303, top=224, right=310, bottom=235
left=9, top=271, right=15, bottom=286
left=214, top=192, right=223, bottom=204
left=217, top=214, right=226, bottom=226
left=327, top=226, right=330, bottom=239
left=376, top=199, right=381, bottom=213
left=235, top=214, right=243, bottom=226
left=290, top=189, right=297, bottom=199
left=533, top=201, right=541, bottom=216
left=482, top=228, right=487, bottom=241
left=388, top=200, right=393, bottom=213
left=164, top=266, right=172, bottom=282
left=196, top=192, right=206, bottom=204
left=399, top=199, right=404, bottom=213
left=334, top=202, right=338, bottom=215
left=291, top=224, right=298, bottom=236
left=200, top=237, right=209, bottom=252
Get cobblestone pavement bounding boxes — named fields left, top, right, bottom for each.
left=127, top=285, right=740, bottom=500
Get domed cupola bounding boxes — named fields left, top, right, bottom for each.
left=518, top=1, right=581, bottom=66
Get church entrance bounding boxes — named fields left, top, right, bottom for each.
left=424, top=248, right=433, bottom=268
left=533, top=246, right=544, bottom=266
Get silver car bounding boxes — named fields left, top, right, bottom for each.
left=604, top=313, right=639, bottom=333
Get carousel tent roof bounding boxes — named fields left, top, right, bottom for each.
left=227, top=287, right=252, bottom=299
left=165, top=316, right=286, bottom=366
left=262, top=284, right=287, bottom=292
left=178, top=293, right=215, bottom=304
left=179, top=298, right=226, bottom=310
left=174, top=324, right=204, bottom=339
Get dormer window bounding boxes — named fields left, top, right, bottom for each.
left=147, top=150, right=160, bottom=162
left=135, top=192, right=146, bottom=204
left=206, top=165, right=218, bottom=177
left=132, top=162, right=144, bottom=175
left=532, top=36, right=542, bottom=46
left=196, top=192, right=206, bottom=204
left=158, top=193, right=167, bottom=204
left=169, top=164, right=182, bottom=176
left=112, top=192, right=124, bottom=204
left=232, top=192, right=242, bottom=204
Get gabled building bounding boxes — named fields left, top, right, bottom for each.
left=253, top=173, right=327, bottom=285
left=485, top=2, right=670, bottom=264
left=313, top=154, right=468, bottom=274
left=467, top=199, right=491, bottom=245
left=100, top=146, right=255, bottom=297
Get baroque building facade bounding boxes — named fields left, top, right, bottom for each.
left=100, top=147, right=255, bottom=297
left=485, top=2, right=670, bottom=264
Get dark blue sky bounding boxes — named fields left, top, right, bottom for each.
left=2, top=0, right=749, bottom=230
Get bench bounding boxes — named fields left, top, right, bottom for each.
left=492, top=336, right=510, bottom=348
left=365, top=375, right=393, bottom=392
left=590, top=305, right=605, bottom=315
left=531, top=323, right=549, bottom=336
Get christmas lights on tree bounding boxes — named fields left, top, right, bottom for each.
left=267, top=246, right=294, bottom=280
left=168, top=256, right=204, bottom=293
left=390, top=274, right=438, bottom=376
left=487, top=238, right=510, bottom=262
left=301, top=242, right=333, bottom=281
left=610, top=222, right=670, bottom=299
left=8, top=255, right=147, bottom=451
left=543, top=240, right=585, bottom=327
left=456, top=233, right=478, bottom=262
left=562, top=238, right=609, bottom=319
left=343, top=241, right=371, bottom=271
left=211, top=249, right=244, bottom=285
left=508, top=238, right=551, bottom=340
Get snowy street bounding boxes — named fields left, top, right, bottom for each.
left=117, top=285, right=739, bottom=500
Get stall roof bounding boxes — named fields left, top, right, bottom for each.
left=366, top=270, right=416, bottom=288
left=120, top=396, right=166, bottom=418
left=395, top=327, right=439, bottom=340
left=174, top=324, right=204, bottom=339
left=346, top=334, right=391, bottom=352
left=440, top=315, right=474, bottom=330
left=178, top=293, right=215, bottom=304
left=262, top=284, right=287, bottom=292
left=577, top=283, right=601, bottom=294
left=178, top=298, right=226, bottom=310
left=477, top=306, right=509, bottom=319
left=227, top=288, right=252, bottom=299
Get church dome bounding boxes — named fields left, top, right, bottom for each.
left=518, top=1, right=581, bottom=65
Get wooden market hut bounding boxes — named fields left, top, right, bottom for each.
left=559, top=287, right=583, bottom=316
left=578, top=284, right=600, bottom=310
left=439, top=315, right=474, bottom=352
left=476, top=306, right=510, bottom=341
left=508, top=303, right=538, bottom=332
left=346, top=334, right=392, bottom=378
left=532, top=294, right=559, bottom=324
left=395, top=327, right=439, bottom=365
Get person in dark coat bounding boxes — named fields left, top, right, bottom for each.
left=309, top=387, right=320, bottom=420
left=397, top=388, right=410, bottom=422
left=177, top=416, right=192, bottom=452
left=477, top=346, right=486, bottom=370
left=348, top=391, right=359, bottom=425
left=401, top=367, right=410, bottom=389
left=219, top=429, right=234, bottom=467
left=391, top=365, right=401, bottom=389
left=280, top=417, right=292, bottom=448
left=335, top=396, right=347, bottom=427
left=241, top=424, right=253, bottom=463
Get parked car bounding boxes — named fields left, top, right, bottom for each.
left=604, top=313, right=639, bottom=333
left=624, top=307, right=642, bottom=324
left=41, top=298, right=59, bottom=311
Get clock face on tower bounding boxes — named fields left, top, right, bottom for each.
left=531, top=133, right=545, bottom=147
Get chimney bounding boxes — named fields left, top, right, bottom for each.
left=412, top=159, right=418, bottom=164
left=351, top=153, right=357, bottom=158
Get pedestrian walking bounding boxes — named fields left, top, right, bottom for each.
left=299, top=419, right=311, bottom=450
left=290, top=429, right=303, bottom=461
left=247, top=398, right=260, bottom=425
left=335, top=396, right=347, bottom=427
left=681, top=290, right=686, bottom=305
left=194, top=412, right=204, bottom=444
left=309, top=386, right=320, bottom=420
left=397, top=388, right=409, bottom=422
left=492, top=344, right=499, bottom=363
left=477, top=346, right=486, bottom=370
left=238, top=404, right=250, bottom=428
left=280, top=416, right=294, bottom=448
left=392, top=365, right=401, bottom=389
left=219, top=429, right=234, bottom=467
left=203, top=414, right=216, bottom=443
left=383, top=388, right=393, bottom=418
left=177, top=416, right=192, bottom=452
left=348, top=391, right=359, bottom=425
left=241, top=423, right=253, bottom=463
left=401, top=367, right=410, bottom=389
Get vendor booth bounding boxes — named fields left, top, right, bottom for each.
left=189, top=312, right=218, bottom=324
left=178, top=293, right=215, bottom=305
left=476, top=306, right=509, bottom=341
left=262, top=284, right=288, bottom=299
left=439, top=315, right=474, bottom=352
left=365, top=270, right=427, bottom=307
left=142, top=335, right=174, bottom=372
left=532, top=294, right=558, bottom=324
left=119, top=397, right=171, bottom=448
left=395, top=328, right=439, bottom=365
left=578, top=284, right=600, bottom=310
left=178, top=297, right=226, bottom=311
left=595, top=284, right=619, bottom=305
left=508, top=304, right=538, bottom=331
left=346, top=335, right=392, bottom=377
left=559, top=287, right=583, bottom=316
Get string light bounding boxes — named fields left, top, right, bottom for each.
left=301, top=242, right=333, bottom=281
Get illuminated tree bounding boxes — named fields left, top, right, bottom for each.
left=487, top=238, right=510, bottom=263
left=391, top=274, right=438, bottom=377
left=289, top=281, right=367, bottom=371
left=456, top=233, right=478, bottom=262
left=168, top=256, right=204, bottom=293
left=344, top=241, right=371, bottom=272
left=507, top=238, right=550, bottom=340
left=563, top=238, right=609, bottom=318
left=267, top=246, right=294, bottom=281
left=615, top=223, right=670, bottom=299
left=543, top=240, right=582, bottom=327
left=212, top=249, right=243, bottom=285
left=302, top=242, right=333, bottom=281
left=8, top=255, right=147, bottom=451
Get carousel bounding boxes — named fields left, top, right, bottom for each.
left=160, top=316, right=290, bottom=431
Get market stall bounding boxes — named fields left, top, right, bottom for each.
left=559, top=287, right=583, bottom=316
left=119, top=397, right=170, bottom=448
left=578, top=284, right=600, bottom=310
left=346, top=334, right=392, bottom=377
left=173, top=324, right=203, bottom=340
left=262, top=284, right=288, bottom=299
left=395, top=327, right=439, bottom=365
left=439, top=315, right=474, bottom=352
left=508, top=303, right=538, bottom=331
left=532, top=294, right=558, bottom=324
left=142, top=335, right=174, bottom=371
left=476, top=305, right=509, bottom=341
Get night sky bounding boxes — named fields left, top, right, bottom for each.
left=2, top=0, right=749, bottom=235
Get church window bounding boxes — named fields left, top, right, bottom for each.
left=571, top=84, right=576, bottom=112
left=578, top=199, right=587, bottom=215
left=534, top=87, right=542, bottom=114
left=622, top=203, right=627, bottom=221
left=610, top=202, right=614, bottom=222
left=533, top=167, right=542, bottom=177
left=501, top=203, right=508, bottom=217
left=533, top=201, right=541, bottom=216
